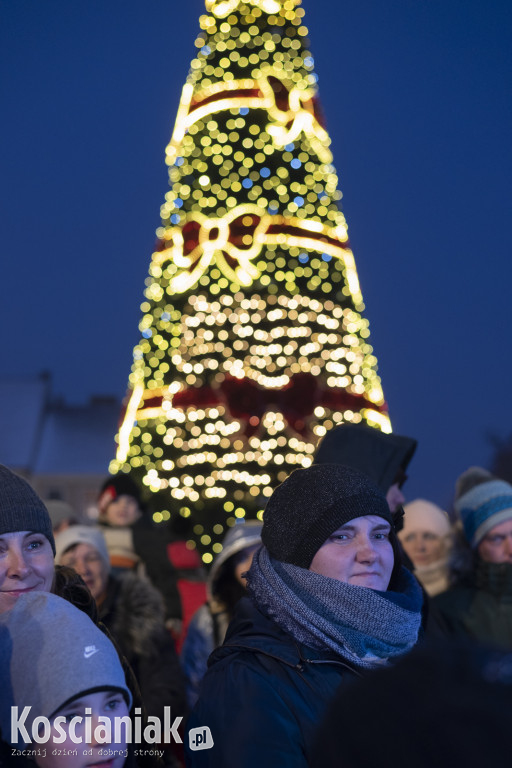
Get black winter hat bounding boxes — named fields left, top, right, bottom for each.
left=0, top=464, right=55, bottom=554
left=262, top=464, right=394, bottom=568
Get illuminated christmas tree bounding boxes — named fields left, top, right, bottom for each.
left=111, top=0, right=390, bottom=564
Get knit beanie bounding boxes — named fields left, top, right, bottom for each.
left=400, top=500, right=451, bottom=539
left=54, top=525, right=111, bottom=574
left=262, top=464, right=394, bottom=568
left=0, top=464, right=55, bottom=555
left=454, top=469, right=512, bottom=547
left=0, top=591, right=131, bottom=746
left=455, top=466, right=494, bottom=500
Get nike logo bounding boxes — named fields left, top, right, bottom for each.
left=84, top=645, right=99, bottom=659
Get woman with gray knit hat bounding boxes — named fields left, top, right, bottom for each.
left=185, top=464, right=423, bottom=768
left=0, top=464, right=101, bottom=624
left=430, top=467, right=512, bottom=647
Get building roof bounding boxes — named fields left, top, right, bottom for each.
left=34, top=397, right=120, bottom=474
left=0, top=374, right=49, bottom=471
left=0, top=374, right=121, bottom=475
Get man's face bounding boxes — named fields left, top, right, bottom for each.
left=477, top=518, right=512, bottom=564
left=309, top=515, right=394, bottom=590
left=60, top=542, right=109, bottom=602
left=0, top=531, right=55, bottom=614
left=105, top=494, right=141, bottom=526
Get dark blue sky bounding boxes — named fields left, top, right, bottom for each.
left=2, top=0, right=511, bottom=508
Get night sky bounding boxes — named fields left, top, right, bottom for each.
left=2, top=0, right=511, bottom=509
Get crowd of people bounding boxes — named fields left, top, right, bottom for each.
left=1, top=422, right=512, bottom=767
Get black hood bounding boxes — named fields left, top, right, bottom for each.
left=314, top=424, right=417, bottom=493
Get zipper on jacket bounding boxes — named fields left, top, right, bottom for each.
left=301, top=656, right=362, bottom=677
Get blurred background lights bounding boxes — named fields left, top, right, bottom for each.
left=110, top=0, right=389, bottom=561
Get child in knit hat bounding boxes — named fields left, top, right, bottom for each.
left=0, top=591, right=132, bottom=768
left=97, top=476, right=181, bottom=625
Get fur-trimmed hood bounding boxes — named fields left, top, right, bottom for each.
left=99, top=572, right=166, bottom=659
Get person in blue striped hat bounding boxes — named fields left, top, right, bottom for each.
left=431, top=467, right=512, bottom=647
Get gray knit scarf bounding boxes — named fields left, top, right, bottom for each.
left=246, top=546, right=423, bottom=669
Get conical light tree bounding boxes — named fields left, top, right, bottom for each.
left=111, top=0, right=390, bottom=564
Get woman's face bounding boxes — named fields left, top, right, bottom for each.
left=35, top=690, right=129, bottom=768
left=309, top=515, right=394, bottom=590
left=0, top=531, right=54, bottom=614
left=400, top=530, right=445, bottom=567
left=59, top=543, right=109, bottom=603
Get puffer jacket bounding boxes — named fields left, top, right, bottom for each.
left=185, top=597, right=360, bottom=767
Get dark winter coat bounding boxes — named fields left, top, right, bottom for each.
left=185, top=597, right=360, bottom=767
left=99, top=572, right=186, bottom=721
left=429, top=561, right=512, bottom=649
left=100, top=516, right=182, bottom=620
